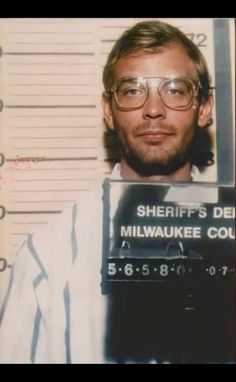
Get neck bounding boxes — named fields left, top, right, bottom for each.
left=120, top=159, right=192, bottom=182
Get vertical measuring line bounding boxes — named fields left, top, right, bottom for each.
left=214, top=19, right=234, bottom=184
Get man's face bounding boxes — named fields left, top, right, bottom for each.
left=103, top=44, right=203, bottom=176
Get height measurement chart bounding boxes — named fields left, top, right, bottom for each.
left=0, top=18, right=235, bottom=303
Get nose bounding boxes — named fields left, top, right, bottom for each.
left=143, top=88, right=166, bottom=119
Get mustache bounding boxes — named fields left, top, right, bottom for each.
left=133, top=122, right=176, bottom=136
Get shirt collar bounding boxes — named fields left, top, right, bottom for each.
left=110, top=163, right=200, bottom=182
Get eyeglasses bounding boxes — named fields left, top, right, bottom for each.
left=110, top=76, right=201, bottom=111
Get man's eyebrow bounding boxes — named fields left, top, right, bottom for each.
left=116, top=76, right=139, bottom=82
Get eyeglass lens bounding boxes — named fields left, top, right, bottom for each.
left=115, top=78, right=195, bottom=110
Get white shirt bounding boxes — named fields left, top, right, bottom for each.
left=0, top=184, right=107, bottom=363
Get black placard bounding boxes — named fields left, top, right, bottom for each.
left=102, top=180, right=236, bottom=363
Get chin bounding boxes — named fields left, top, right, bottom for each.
left=124, top=150, right=189, bottom=177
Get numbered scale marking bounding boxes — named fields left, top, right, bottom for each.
left=107, top=259, right=235, bottom=282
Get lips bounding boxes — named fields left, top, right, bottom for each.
left=135, top=130, right=173, bottom=143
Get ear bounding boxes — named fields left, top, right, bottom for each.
left=102, top=91, right=115, bottom=130
left=197, top=95, right=214, bottom=128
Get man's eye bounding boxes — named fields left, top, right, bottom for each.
left=166, top=88, right=183, bottom=96
left=124, top=88, right=144, bottom=96
left=127, top=88, right=139, bottom=95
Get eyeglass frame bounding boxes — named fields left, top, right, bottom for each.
left=108, top=76, right=203, bottom=111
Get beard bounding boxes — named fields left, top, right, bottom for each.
left=122, top=145, right=192, bottom=176
left=115, top=119, right=197, bottom=177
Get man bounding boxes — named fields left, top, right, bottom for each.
left=0, top=20, right=216, bottom=363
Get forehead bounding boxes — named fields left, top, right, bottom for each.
left=114, top=44, right=197, bottom=81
